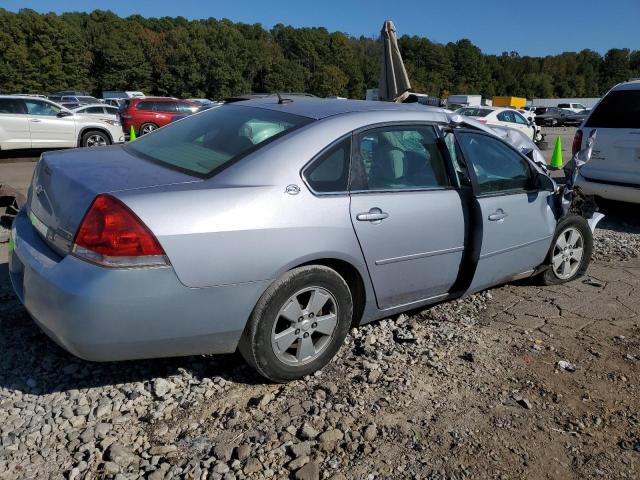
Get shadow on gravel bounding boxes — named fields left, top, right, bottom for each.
left=0, top=148, right=63, bottom=163
left=0, top=263, right=267, bottom=396
left=595, top=199, right=640, bottom=233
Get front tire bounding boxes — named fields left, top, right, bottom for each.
left=540, top=215, right=592, bottom=285
left=81, top=130, right=111, bottom=148
left=239, top=265, right=353, bottom=383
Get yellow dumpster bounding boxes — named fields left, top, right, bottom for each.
left=492, top=96, right=527, bottom=108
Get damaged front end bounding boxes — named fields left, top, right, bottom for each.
left=446, top=113, right=604, bottom=232
left=558, top=129, right=604, bottom=232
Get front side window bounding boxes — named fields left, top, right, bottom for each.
left=350, top=125, right=450, bottom=191
left=513, top=113, right=528, bottom=124
left=156, top=101, right=178, bottom=113
left=304, top=138, right=350, bottom=193
left=126, top=104, right=313, bottom=177
left=456, top=132, right=533, bottom=195
left=176, top=102, right=196, bottom=113
left=24, top=100, right=61, bottom=116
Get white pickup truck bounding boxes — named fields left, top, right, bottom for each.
left=0, top=95, right=125, bottom=150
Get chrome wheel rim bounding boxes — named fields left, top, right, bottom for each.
left=141, top=124, right=156, bottom=134
left=86, top=134, right=107, bottom=147
left=271, top=286, right=338, bottom=366
left=552, top=227, right=584, bottom=279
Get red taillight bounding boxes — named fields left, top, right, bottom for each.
left=476, top=118, right=487, bottom=124
left=72, top=194, right=167, bottom=267
left=572, top=129, right=583, bottom=156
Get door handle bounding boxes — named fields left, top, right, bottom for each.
left=488, top=209, right=508, bottom=221
left=29, top=119, right=42, bottom=123
left=356, top=208, right=389, bottom=222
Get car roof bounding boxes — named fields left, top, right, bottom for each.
left=612, top=80, right=640, bottom=91
left=232, top=96, right=449, bottom=120
left=0, top=95, right=55, bottom=101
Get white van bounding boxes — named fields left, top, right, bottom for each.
left=574, top=80, right=640, bottom=204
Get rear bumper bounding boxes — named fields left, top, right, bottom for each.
left=575, top=173, right=640, bottom=204
left=9, top=209, right=269, bottom=361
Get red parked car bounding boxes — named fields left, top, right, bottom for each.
left=120, top=97, right=198, bottom=136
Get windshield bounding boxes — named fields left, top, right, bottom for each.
left=126, top=105, right=314, bottom=177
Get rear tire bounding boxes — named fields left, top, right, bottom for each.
left=139, top=123, right=158, bottom=135
left=81, top=130, right=111, bottom=148
left=540, top=215, right=592, bottom=285
left=239, top=265, right=353, bottom=383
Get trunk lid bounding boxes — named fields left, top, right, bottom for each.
left=28, top=144, right=199, bottom=255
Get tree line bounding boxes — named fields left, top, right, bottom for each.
left=1, top=8, right=638, bottom=100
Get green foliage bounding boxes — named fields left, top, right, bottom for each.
left=0, top=8, right=638, bottom=99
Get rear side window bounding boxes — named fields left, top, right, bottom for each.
left=126, top=104, right=313, bottom=177
left=0, top=98, right=26, bottom=114
left=458, top=108, right=492, bottom=117
left=304, top=138, right=351, bottom=193
left=136, top=101, right=155, bottom=111
left=155, top=101, right=178, bottom=113
left=558, top=103, right=569, bottom=108
left=585, top=90, right=640, bottom=128
left=85, top=106, right=105, bottom=114
left=350, top=125, right=450, bottom=191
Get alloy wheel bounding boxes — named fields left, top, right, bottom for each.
left=552, top=227, right=584, bottom=279
left=141, top=124, right=157, bottom=135
left=270, top=286, right=339, bottom=366
left=86, top=134, right=107, bottom=147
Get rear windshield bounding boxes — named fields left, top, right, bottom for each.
left=458, top=107, right=492, bottom=117
left=126, top=105, right=314, bottom=177
left=585, top=90, right=640, bottom=128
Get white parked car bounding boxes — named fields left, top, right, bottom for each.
left=456, top=107, right=537, bottom=141
left=0, top=95, right=125, bottom=150
left=574, top=80, right=640, bottom=204
left=558, top=102, right=588, bottom=113
left=72, top=104, right=120, bottom=119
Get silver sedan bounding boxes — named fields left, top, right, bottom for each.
left=9, top=97, right=595, bottom=382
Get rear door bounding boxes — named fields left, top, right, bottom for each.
left=0, top=98, right=31, bottom=149
left=580, top=89, right=640, bottom=187
left=24, top=99, right=76, bottom=148
left=454, top=130, right=556, bottom=292
left=349, top=124, right=466, bottom=309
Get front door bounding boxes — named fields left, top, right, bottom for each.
left=349, top=124, right=465, bottom=309
left=24, top=99, right=76, bottom=148
left=454, top=130, right=556, bottom=292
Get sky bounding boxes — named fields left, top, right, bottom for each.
left=3, top=0, right=639, bottom=57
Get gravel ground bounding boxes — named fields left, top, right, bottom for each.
left=1, top=212, right=639, bottom=479
left=1, top=133, right=639, bottom=479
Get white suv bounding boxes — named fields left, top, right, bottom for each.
left=574, top=81, right=640, bottom=204
left=558, top=102, right=588, bottom=113
left=0, top=95, right=125, bottom=150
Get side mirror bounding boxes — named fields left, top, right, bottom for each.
left=537, top=172, right=556, bottom=192
left=57, top=111, right=72, bottom=118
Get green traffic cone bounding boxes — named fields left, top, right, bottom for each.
left=550, top=136, right=563, bottom=169
left=129, top=125, right=137, bottom=142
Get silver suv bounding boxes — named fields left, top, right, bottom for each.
left=574, top=81, right=640, bottom=204
left=0, top=95, right=125, bottom=150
